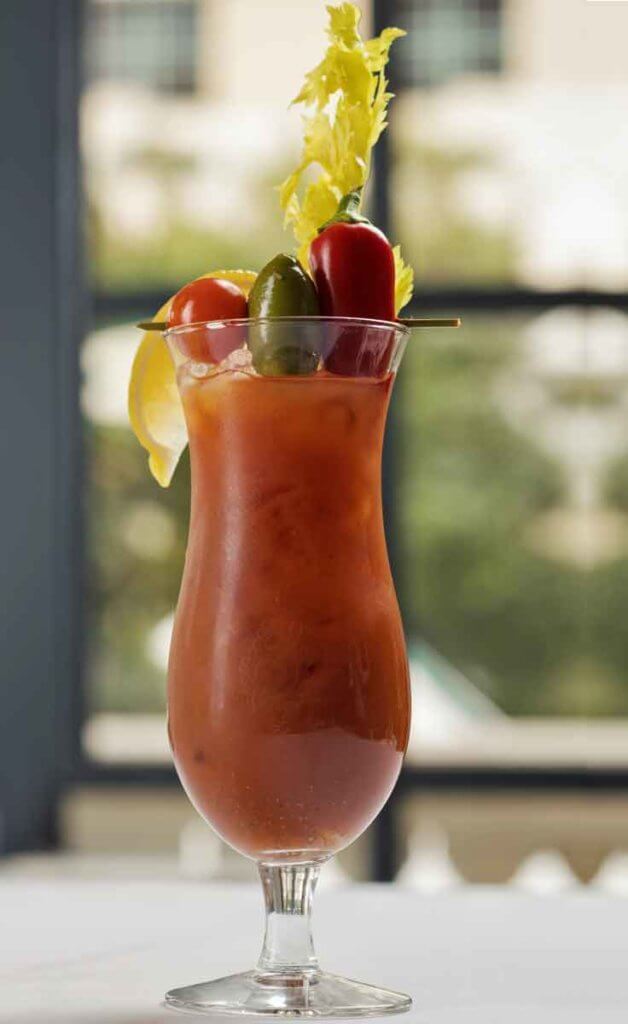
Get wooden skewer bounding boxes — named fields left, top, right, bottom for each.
left=400, top=317, right=461, bottom=328
left=137, top=317, right=461, bottom=331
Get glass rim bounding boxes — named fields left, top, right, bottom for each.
left=164, top=315, right=410, bottom=340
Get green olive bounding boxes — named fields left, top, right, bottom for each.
left=248, top=254, right=320, bottom=375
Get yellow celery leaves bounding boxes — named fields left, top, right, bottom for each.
left=327, top=1, right=362, bottom=47
left=279, top=2, right=414, bottom=313
left=393, top=246, right=414, bottom=315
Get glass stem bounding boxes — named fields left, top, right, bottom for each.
left=256, top=862, right=321, bottom=979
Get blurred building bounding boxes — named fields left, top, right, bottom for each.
left=84, top=0, right=628, bottom=289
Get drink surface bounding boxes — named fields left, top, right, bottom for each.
left=168, top=364, right=410, bottom=859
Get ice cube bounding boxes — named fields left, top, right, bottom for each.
left=188, top=361, right=212, bottom=379
left=219, top=346, right=255, bottom=376
left=222, top=347, right=252, bottom=370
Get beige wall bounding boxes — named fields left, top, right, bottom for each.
left=506, top=0, right=628, bottom=82
left=198, top=0, right=370, bottom=103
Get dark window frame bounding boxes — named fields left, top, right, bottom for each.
left=0, top=0, right=85, bottom=854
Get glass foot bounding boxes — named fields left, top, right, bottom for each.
left=164, top=970, right=412, bottom=1018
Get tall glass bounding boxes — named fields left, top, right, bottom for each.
left=165, top=318, right=411, bottom=1017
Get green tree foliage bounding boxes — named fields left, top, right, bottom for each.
left=393, top=137, right=517, bottom=284
left=85, top=420, right=190, bottom=712
left=398, top=318, right=588, bottom=715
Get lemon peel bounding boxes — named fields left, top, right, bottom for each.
left=128, top=270, right=257, bottom=486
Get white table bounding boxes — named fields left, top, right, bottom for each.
left=1, top=879, right=626, bottom=1023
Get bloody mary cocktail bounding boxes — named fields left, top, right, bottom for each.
left=125, top=5, right=448, bottom=1011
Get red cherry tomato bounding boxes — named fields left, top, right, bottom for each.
left=168, top=277, right=248, bottom=363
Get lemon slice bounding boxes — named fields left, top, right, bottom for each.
left=128, top=270, right=257, bottom=487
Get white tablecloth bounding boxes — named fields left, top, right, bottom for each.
left=0, top=879, right=625, bottom=1023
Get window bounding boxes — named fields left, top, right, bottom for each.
left=82, top=0, right=628, bottom=753
left=394, top=0, right=501, bottom=88
left=86, top=0, right=198, bottom=94
left=20, top=0, right=624, bottom=884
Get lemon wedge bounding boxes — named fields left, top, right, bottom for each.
left=128, top=270, right=257, bottom=487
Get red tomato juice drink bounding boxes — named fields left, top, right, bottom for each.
left=166, top=318, right=410, bottom=862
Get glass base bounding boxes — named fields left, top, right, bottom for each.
left=164, top=970, right=412, bottom=1018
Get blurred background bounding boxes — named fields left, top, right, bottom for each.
left=4, top=0, right=628, bottom=892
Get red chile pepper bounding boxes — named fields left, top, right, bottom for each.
left=309, top=188, right=396, bottom=376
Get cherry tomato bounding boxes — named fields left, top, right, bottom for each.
left=168, top=277, right=248, bottom=363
